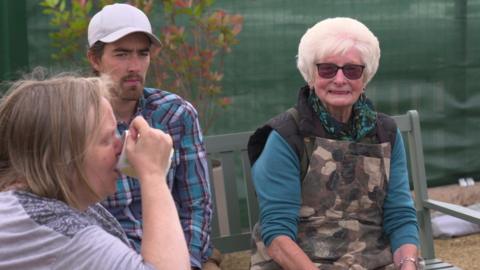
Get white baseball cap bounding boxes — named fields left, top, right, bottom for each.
left=87, top=3, right=161, bottom=48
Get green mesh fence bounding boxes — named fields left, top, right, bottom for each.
left=17, top=0, right=480, bottom=186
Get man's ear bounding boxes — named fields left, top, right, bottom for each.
left=87, top=51, right=102, bottom=72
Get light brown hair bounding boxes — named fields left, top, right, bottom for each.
left=0, top=73, right=110, bottom=208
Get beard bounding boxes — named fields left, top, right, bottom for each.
left=116, top=74, right=145, bottom=101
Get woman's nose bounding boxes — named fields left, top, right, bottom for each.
left=333, top=69, right=348, bottom=83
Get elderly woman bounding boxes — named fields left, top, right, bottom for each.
left=248, top=18, right=421, bottom=270
left=0, top=75, right=189, bottom=269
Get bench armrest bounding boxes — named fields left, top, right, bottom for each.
left=423, top=199, right=480, bottom=224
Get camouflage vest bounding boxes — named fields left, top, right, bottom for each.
left=251, top=136, right=395, bottom=270
left=248, top=93, right=398, bottom=269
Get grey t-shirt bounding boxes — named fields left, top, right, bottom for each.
left=0, top=190, right=155, bottom=270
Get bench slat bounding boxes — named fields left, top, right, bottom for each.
left=219, top=151, right=242, bottom=234
left=241, top=150, right=259, bottom=230
left=425, top=260, right=458, bottom=270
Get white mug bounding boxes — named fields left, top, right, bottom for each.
left=116, top=130, right=173, bottom=178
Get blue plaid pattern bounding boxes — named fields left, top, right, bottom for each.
left=102, top=88, right=213, bottom=268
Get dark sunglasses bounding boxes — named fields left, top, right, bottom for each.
left=316, top=63, right=365, bottom=80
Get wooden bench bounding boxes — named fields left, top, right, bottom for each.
left=205, top=110, right=480, bottom=269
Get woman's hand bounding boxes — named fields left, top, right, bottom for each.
left=393, top=244, right=419, bottom=270
left=267, top=236, right=317, bottom=270
left=400, top=262, right=417, bottom=270
left=125, top=116, right=173, bottom=180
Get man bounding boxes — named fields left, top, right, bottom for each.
left=86, top=3, right=220, bottom=269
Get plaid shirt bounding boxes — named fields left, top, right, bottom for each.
left=102, top=88, right=213, bottom=268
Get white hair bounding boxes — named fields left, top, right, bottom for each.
left=297, top=17, right=380, bottom=88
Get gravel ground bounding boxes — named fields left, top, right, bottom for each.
left=434, top=233, right=480, bottom=270
left=219, top=233, right=480, bottom=270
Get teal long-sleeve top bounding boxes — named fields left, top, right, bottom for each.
left=252, top=129, right=419, bottom=253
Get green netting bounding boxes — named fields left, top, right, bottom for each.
left=214, top=0, right=480, bottom=187
left=0, top=0, right=28, bottom=82
left=19, top=0, right=480, bottom=186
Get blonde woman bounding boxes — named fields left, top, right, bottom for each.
left=0, top=74, right=189, bottom=270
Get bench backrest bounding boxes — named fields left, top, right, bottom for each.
left=205, top=131, right=257, bottom=253
left=205, top=110, right=480, bottom=258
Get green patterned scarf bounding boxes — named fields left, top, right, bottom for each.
left=308, top=89, right=377, bottom=141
